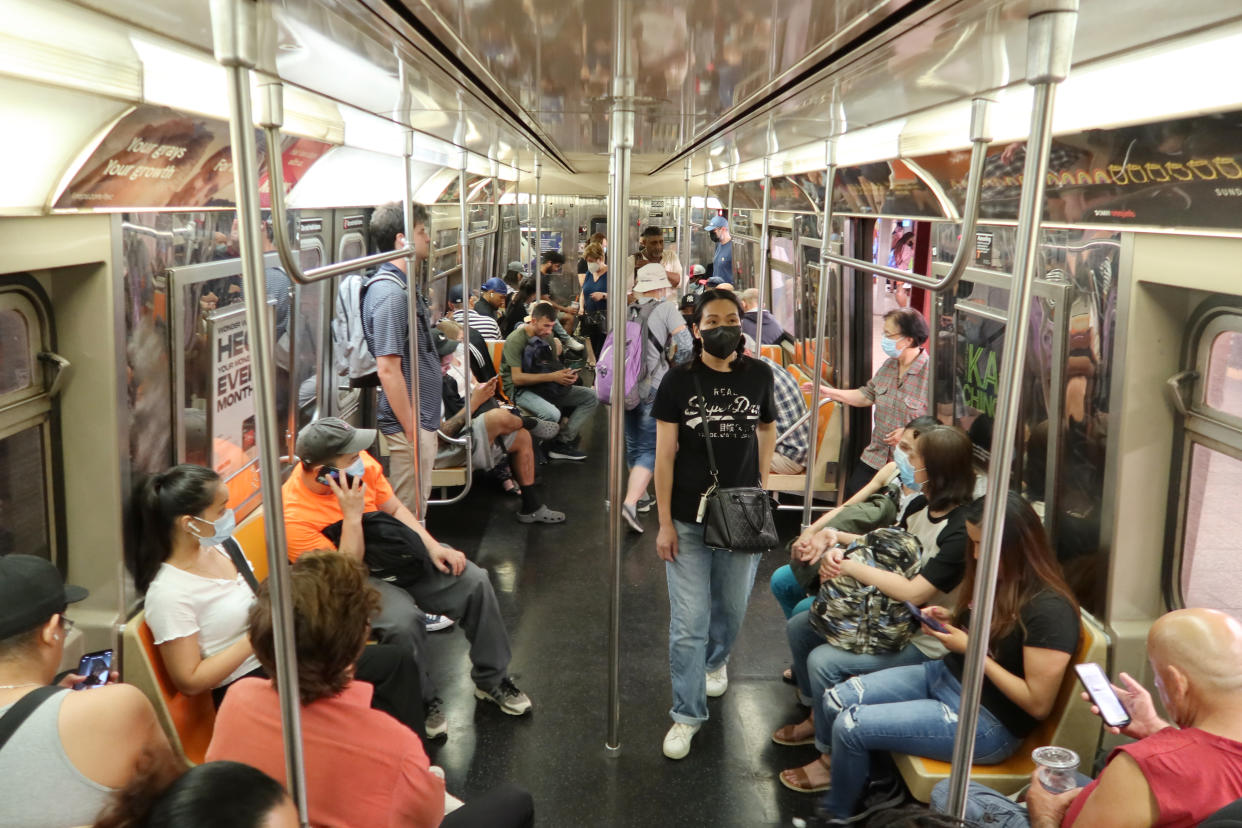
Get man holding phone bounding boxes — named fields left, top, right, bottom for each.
left=933, top=608, right=1242, bottom=828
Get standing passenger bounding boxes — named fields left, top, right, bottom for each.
left=704, top=215, right=734, bottom=284
left=819, top=307, right=930, bottom=497
left=653, top=288, right=777, bottom=759
left=361, top=201, right=441, bottom=517
left=577, top=242, right=609, bottom=358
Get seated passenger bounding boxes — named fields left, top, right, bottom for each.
left=774, top=426, right=977, bottom=792
left=0, top=555, right=179, bottom=828
left=813, top=493, right=1080, bottom=820
left=535, top=250, right=584, bottom=348
left=499, top=276, right=537, bottom=338
left=446, top=282, right=502, bottom=340
left=739, top=288, right=791, bottom=346
left=207, top=551, right=535, bottom=828
left=128, top=465, right=430, bottom=734
left=432, top=327, right=565, bottom=524
left=768, top=415, right=941, bottom=621
left=283, top=418, right=533, bottom=716
left=743, top=333, right=809, bottom=475
left=615, top=264, right=693, bottom=534
left=95, top=761, right=295, bottom=828
left=500, top=301, right=599, bottom=462
left=935, top=607, right=1242, bottom=828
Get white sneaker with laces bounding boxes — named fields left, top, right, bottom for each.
left=662, top=722, right=701, bottom=760
left=424, top=614, right=455, bottom=632
left=706, top=664, right=728, bottom=697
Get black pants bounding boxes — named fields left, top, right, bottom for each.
left=441, top=784, right=534, bottom=828
left=843, top=460, right=881, bottom=502
left=211, top=644, right=426, bottom=739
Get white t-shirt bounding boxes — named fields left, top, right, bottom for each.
left=144, top=547, right=262, bottom=687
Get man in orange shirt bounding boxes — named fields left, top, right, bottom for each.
left=282, top=418, right=532, bottom=721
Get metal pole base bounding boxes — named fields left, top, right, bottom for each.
left=604, top=742, right=622, bottom=757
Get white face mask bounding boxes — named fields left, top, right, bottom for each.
left=587, top=261, right=603, bottom=274
left=190, top=509, right=236, bottom=547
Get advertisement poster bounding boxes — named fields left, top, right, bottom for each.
left=208, top=306, right=259, bottom=509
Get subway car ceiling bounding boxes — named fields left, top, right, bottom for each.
left=4, top=0, right=1242, bottom=221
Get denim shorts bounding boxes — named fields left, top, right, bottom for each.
left=625, top=400, right=657, bottom=471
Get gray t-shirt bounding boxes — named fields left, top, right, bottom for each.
left=634, top=298, right=692, bottom=399
left=361, top=263, right=442, bottom=434
left=0, top=690, right=114, bottom=827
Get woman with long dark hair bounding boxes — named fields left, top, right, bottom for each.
left=775, top=426, right=978, bottom=793
left=94, top=761, right=295, bottom=828
left=815, top=492, right=1080, bottom=820
left=652, top=288, right=777, bottom=760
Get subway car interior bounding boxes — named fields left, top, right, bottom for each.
left=3, top=0, right=1242, bottom=825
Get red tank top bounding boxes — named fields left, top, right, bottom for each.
left=1064, top=727, right=1242, bottom=828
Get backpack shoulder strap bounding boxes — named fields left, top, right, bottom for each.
left=0, top=686, right=66, bottom=754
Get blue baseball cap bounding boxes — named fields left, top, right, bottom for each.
left=705, top=215, right=728, bottom=232
left=482, top=277, right=510, bottom=294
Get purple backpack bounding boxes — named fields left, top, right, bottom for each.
left=596, top=301, right=662, bottom=409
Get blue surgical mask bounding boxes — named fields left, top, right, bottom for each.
left=190, top=508, right=236, bottom=546
left=894, top=447, right=922, bottom=492
left=344, top=457, right=366, bottom=479
left=881, top=335, right=902, bottom=359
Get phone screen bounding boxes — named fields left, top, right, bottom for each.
left=316, top=466, right=357, bottom=488
left=903, top=601, right=947, bottom=633
left=1075, top=663, right=1131, bottom=727
left=74, top=649, right=113, bottom=690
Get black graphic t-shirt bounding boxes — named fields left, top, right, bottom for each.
left=652, top=358, right=776, bottom=524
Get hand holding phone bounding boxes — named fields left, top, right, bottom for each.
left=1076, top=663, right=1132, bottom=728
left=904, top=601, right=948, bottom=633
left=73, top=650, right=113, bottom=690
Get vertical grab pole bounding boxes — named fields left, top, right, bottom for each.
left=754, top=154, right=772, bottom=345
left=943, top=1, right=1078, bottom=818
left=458, top=146, right=472, bottom=453
left=209, top=0, right=308, bottom=823
left=605, top=0, right=634, bottom=755
left=534, top=155, right=543, bottom=297
left=680, top=157, right=692, bottom=297
left=403, top=127, right=425, bottom=522
left=801, top=139, right=837, bottom=530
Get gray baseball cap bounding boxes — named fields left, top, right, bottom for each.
left=296, top=417, right=376, bottom=466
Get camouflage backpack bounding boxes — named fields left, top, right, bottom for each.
left=809, top=526, right=925, bottom=655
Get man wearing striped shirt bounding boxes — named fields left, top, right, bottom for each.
left=744, top=334, right=809, bottom=474
left=447, top=281, right=502, bottom=340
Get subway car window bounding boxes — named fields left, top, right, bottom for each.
left=1205, top=331, right=1242, bottom=419
left=1180, top=443, right=1242, bottom=618
left=0, top=306, right=33, bottom=396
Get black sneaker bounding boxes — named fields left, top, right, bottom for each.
left=424, top=697, right=447, bottom=739
left=547, top=442, right=586, bottom=461
left=474, top=678, right=532, bottom=715
left=813, top=775, right=905, bottom=825
left=636, top=495, right=655, bottom=513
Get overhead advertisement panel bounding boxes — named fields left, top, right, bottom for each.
left=54, top=105, right=331, bottom=210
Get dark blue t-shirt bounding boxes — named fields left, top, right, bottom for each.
left=713, top=240, right=734, bottom=284
left=361, top=262, right=442, bottom=434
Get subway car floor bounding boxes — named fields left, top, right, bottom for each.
left=421, top=413, right=824, bottom=827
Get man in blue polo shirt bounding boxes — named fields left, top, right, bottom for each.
left=361, top=201, right=441, bottom=517
left=705, top=215, right=734, bottom=284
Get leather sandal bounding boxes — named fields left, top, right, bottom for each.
left=779, top=756, right=832, bottom=793
left=771, top=720, right=816, bottom=746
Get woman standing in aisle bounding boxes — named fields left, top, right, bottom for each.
left=653, top=288, right=777, bottom=760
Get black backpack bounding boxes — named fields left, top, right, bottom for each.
left=521, top=336, right=568, bottom=402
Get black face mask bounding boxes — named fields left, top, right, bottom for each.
left=700, top=325, right=742, bottom=359
left=709, top=230, right=720, bottom=244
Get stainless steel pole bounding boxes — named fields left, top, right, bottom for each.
left=209, top=1, right=308, bottom=823
left=605, top=0, right=634, bottom=755
left=403, top=130, right=425, bottom=523
left=754, top=157, right=772, bottom=344
left=943, top=2, right=1078, bottom=818
left=458, top=149, right=472, bottom=454
left=680, top=157, right=692, bottom=296
left=534, top=155, right=543, bottom=299
left=801, top=140, right=837, bottom=530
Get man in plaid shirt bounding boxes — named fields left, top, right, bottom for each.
left=745, top=335, right=809, bottom=474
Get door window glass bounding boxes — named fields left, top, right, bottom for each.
left=1204, top=331, right=1242, bottom=419
left=1181, top=443, right=1242, bottom=619
left=0, top=424, right=49, bottom=558
left=0, top=307, right=32, bottom=395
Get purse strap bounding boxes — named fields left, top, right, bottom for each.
left=691, top=374, right=720, bottom=487
left=0, top=686, right=65, bottom=754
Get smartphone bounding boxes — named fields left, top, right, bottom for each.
left=74, top=649, right=113, bottom=690
left=903, top=601, right=948, bottom=633
left=316, top=466, right=357, bottom=488
left=1075, top=663, right=1132, bottom=728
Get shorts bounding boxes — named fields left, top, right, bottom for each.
left=434, top=416, right=517, bottom=471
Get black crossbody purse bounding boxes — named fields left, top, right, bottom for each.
left=692, top=375, right=779, bottom=552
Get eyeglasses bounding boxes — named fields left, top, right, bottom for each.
left=60, top=617, right=76, bottom=635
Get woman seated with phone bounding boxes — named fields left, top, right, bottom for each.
left=813, top=492, right=1081, bottom=820
left=775, top=426, right=977, bottom=792
left=128, top=465, right=426, bottom=734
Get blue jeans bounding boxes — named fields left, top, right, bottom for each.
left=787, top=609, right=928, bottom=708
left=770, top=565, right=815, bottom=620
left=821, top=660, right=1022, bottom=818
left=624, top=400, right=657, bottom=471
left=665, top=519, right=761, bottom=725
left=513, top=385, right=599, bottom=443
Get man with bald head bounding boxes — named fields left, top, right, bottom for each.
left=934, top=608, right=1242, bottom=828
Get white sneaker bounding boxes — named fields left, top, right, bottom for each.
left=706, top=664, right=728, bottom=697
left=425, top=614, right=455, bottom=632
left=662, top=722, right=700, bottom=760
